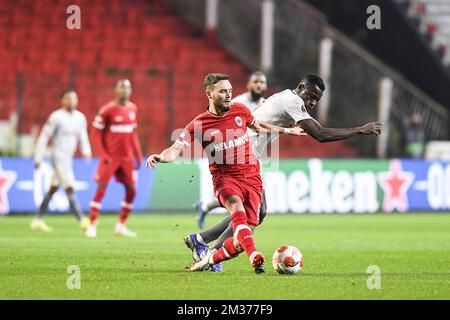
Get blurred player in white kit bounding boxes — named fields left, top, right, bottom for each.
left=31, top=89, right=92, bottom=232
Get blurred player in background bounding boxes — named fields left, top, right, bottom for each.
left=86, top=79, right=143, bottom=238
left=186, top=74, right=383, bottom=271
left=232, top=70, right=267, bottom=111
left=31, top=89, right=92, bottom=232
left=195, top=71, right=268, bottom=229
left=146, top=73, right=304, bottom=273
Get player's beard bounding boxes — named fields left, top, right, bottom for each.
left=250, top=91, right=264, bottom=102
left=214, top=100, right=231, bottom=113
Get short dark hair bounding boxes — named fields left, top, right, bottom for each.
left=204, top=73, right=229, bottom=90
left=249, top=70, right=266, bottom=80
left=299, top=74, right=325, bottom=91
left=59, top=88, right=76, bottom=99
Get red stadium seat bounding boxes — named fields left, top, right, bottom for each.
left=4, top=0, right=356, bottom=157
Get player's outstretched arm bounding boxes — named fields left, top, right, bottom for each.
left=298, top=119, right=382, bottom=143
left=145, top=141, right=185, bottom=168
left=249, top=120, right=306, bottom=136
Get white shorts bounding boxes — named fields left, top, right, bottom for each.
left=50, top=157, right=75, bottom=189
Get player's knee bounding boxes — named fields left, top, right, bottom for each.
left=65, top=187, right=74, bottom=195
left=225, top=196, right=243, bottom=212
left=48, top=185, right=58, bottom=195
left=234, top=243, right=244, bottom=253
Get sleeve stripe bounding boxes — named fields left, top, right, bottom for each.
left=176, top=139, right=190, bottom=147
left=93, top=122, right=105, bottom=130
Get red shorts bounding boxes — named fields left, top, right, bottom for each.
left=94, top=158, right=135, bottom=186
left=213, top=174, right=263, bottom=227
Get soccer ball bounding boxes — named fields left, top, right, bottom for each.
left=272, top=245, right=303, bottom=274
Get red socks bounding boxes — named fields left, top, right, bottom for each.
left=90, top=186, right=136, bottom=225
left=231, top=211, right=256, bottom=257
left=89, top=187, right=105, bottom=224
left=119, top=202, right=132, bottom=224
left=213, top=237, right=241, bottom=263
left=119, top=186, right=136, bottom=224
left=212, top=211, right=257, bottom=264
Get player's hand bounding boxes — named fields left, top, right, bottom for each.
left=286, top=126, right=307, bottom=136
left=145, top=154, right=164, bottom=168
left=360, top=122, right=383, bottom=136
left=34, top=161, right=40, bottom=169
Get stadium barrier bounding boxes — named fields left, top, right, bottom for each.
left=1, top=157, right=449, bottom=214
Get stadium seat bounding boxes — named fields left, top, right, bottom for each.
left=2, top=0, right=357, bottom=157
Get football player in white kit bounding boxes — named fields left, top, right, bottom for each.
left=185, top=74, right=382, bottom=271
left=195, top=71, right=268, bottom=229
left=31, top=89, right=92, bottom=232
left=231, top=70, right=267, bottom=112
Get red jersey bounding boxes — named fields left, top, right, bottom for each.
left=92, top=101, right=142, bottom=160
left=178, top=103, right=259, bottom=177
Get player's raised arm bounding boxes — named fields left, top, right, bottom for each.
left=249, top=120, right=306, bottom=136
left=145, top=141, right=185, bottom=168
left=298, top=118, right=382, bottom=143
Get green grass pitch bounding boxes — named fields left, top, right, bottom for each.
left=1, top=213, right=450, bottom=299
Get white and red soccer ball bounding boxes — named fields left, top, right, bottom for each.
left=272, top=245, right=304, bottom=275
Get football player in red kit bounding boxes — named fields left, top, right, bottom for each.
left=146, top=73, right=305, bottom=273
left=86, top=79, right=143, bottom=238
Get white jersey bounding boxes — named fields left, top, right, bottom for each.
left=232, top=92, right=265, bottom=112
left=250, top=89, right=313, bottom=158
left=34, top=108, right=92, bottom=163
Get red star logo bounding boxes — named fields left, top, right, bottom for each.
left=378, top=160, right=414, bottom=212
left=0, top=161, right=17, bottom=215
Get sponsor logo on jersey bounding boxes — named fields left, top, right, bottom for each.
left=110, top=124, right=135, bottom=133
left=212, top=133, right=249, bottom=152
left=235, top=116, right=243, bottom=127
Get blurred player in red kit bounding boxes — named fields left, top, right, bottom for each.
left=146, top=73, right=304, bottom=273
left=86, top=79, right=143, bottom=238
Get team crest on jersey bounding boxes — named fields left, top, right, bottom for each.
left=129, top=111, right=136, bottom=121
left=235, top=116, right=243, bottom=127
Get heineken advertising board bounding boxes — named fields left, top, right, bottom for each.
left=1, top=158, right=449, bottom=214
